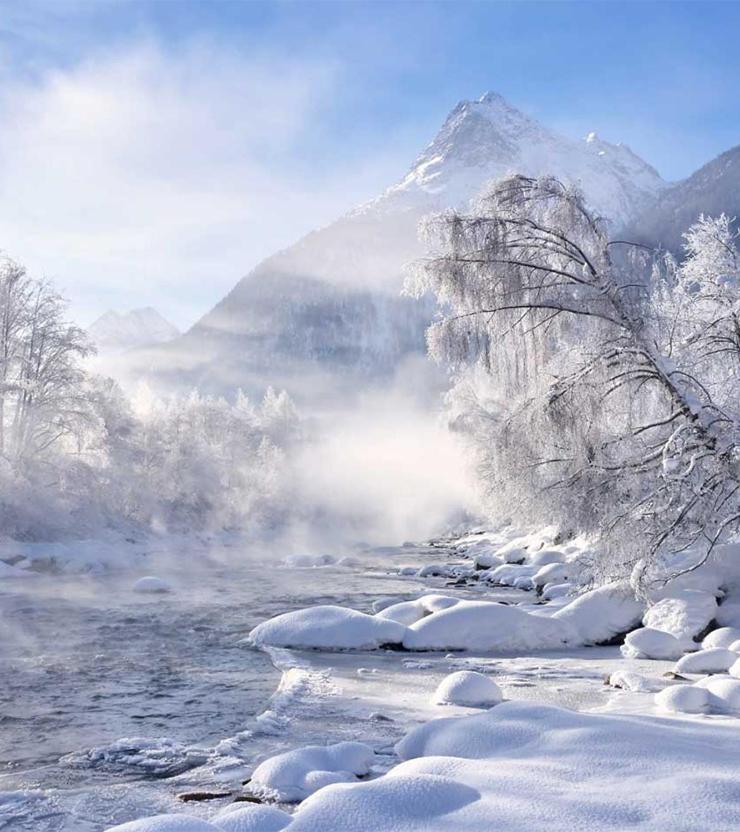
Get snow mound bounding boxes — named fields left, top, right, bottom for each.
left=620, top=627, right=685, bottom=660
left=376, top=595, right=458, bottom=626
left=105, top=816, right=215, bottom=832
left=643, top=590, right=717, bottom=640
left=481, top=564, right=537, bottom=585
left=541, top=582, right=571, bottom=601
left=402, top=600, right=573, bottom=652
left=213, top=805, right=292, bottom=831
left=532, top=562, right=571, bottom=589
left=249, top=605, right=406, bottom=651
left=552, top=583, right=644, bottom=645
left=249, top=741, right=374, bottom=802
left=528, top=549, right=565, bottom=567
left=432, top=671, right=503, bottom=707
left=696, top=676, right=740, bottom=712
left=133, top=576, right=172, bottom=594
left=674, top=648, right=738, bottom=675
left=702, top=626, right=740, bottom=650
left=654, top=684, right=710, bottom=714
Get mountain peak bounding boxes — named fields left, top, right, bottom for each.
left=89, top=307, right=180, bottom=354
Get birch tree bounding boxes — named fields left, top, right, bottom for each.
left=409, top=176, right=740, bottom=588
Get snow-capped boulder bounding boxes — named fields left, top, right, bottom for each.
left=512, top=576, right=535, bottom=591
left=642, top=590, right=717, bottom=641
left=532, top=562, right=570, bottom=589
left=620, top=627, right=685, bottom=660
left=674, top=648, right=738, bottom=675
left=551, top=583, right=644, bottom=645
left=376, top=595, right=459, bottom=626
left=402, top=600, right=573, bottom=652
left=482, top=564, right=537, bottom=586
left=249, top=741, right=374, bottom=802
left=729, top=657, right=740, bottom=679
left=105, top=817, right=215, bottom=832
left=497, top=545, right=527, bottom=564
left=133, top=576, right=171, bottom=594
left=473, top=551, right=501, bottom=570
left=213, top=806, right=291, bottom=832
left=702, top=627, right=740, bottom=650
left=541, top=583, right=571, bottom=601
left=696, top=676, right=740, bottom=712
left=654, top=684, right=710, bottom=714
left=528, top=549, right=565, bottom=567
left=249, top=605, right=406, bottom=651
left=432, top=671, right=503, bottom=708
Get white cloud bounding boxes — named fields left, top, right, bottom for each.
left=0, top=38, right=406, bottom=327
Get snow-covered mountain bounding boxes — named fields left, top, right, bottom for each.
left=89, top=307, right=180, bottom=354
left=622, top=144, right=740, bottom=253
left=381, top=92, right=664, bottom=226
left=126, top=92, right=666, bottom=398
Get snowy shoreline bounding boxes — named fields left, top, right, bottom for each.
left=76, top=524, right=740, bottom=832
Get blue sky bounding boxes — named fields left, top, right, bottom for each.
left=0, top=0, right=738, bottom=326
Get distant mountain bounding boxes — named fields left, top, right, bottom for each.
left=89, top=307, right=179, bottom=354
left=622, top=145, right=740, bottom=254
left=125, top=92, right=666, bottom=399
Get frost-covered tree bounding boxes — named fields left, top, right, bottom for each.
left=0, top=258, right=93, bottom=462
left=409, top=176, right=739, bottom=588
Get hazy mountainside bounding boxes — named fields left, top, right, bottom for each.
left=127, top=92, right=666, bottom=399
left=622, top=145, right=740, bottom=253
left=89, top=307, right=179, bottom=353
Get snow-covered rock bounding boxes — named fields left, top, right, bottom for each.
left=620, top=627, right=685, bottom=660
left=249, top=605, right=406, bottom=651
left=376, top=595, right=458, bottom=626
left=702, top=626, right=740, bottom=650
left=482, top=563, right=537, bottom=586
left=551, top=583, right=644, bottom=645
left=473, top=551, right=501, bottom=570
left=532, top=562, right=571, bottom=589
left=642, top=590, right=717, bottom=641
left=716, top=596, right=740, bottom=628
left=674, top=648, right=738, bottom=675
left=654, top=684, right=710, bottom=714
left=213, top=806, right=292, bottom=831
left=249, top=741, right=374, bottom=802
left=402, top=600, right=573, bottom=652
left=133, top=576, right=172, bottom=594
left=105, top=817, right=215, bottom=832
left=432, top=671, right=503, bottom=708
left=541, top=582, right=571, bottom=601
left=497, top=546, right=526, bottom=564
left=528, top=549, right=565, bottom=567
left=696, top=675, right=740, bottom=712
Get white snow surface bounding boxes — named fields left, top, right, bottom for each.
left=249, top=605, right=406, bottom=651
left=264, top=701, right=740, bottom=831
left=375, top=594, right=459, bottom=626
left=432, top=671, right=503, bottom=707
left=248, top=741, right=374, bottom=802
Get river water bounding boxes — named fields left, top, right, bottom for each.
left=0, top=539, right=470, bottom=830
left=0, top=538, right=656, bottom=831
